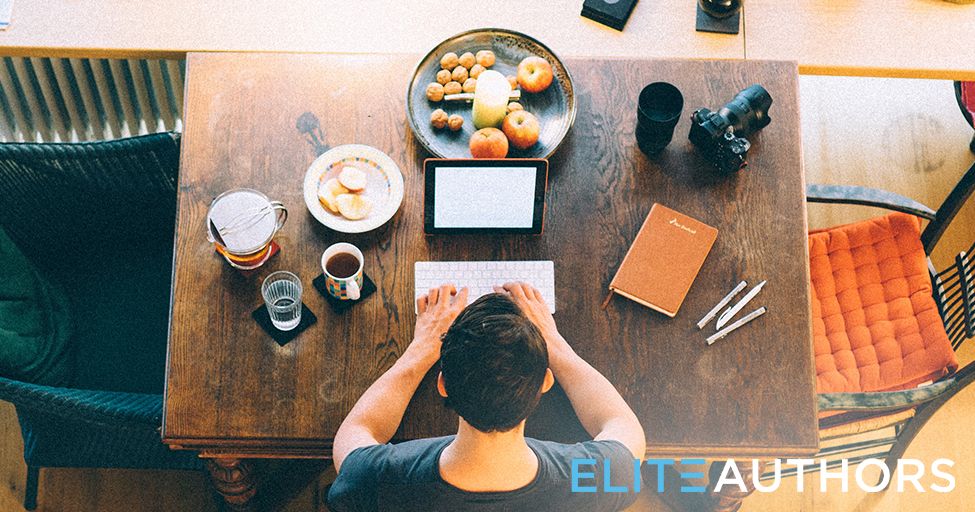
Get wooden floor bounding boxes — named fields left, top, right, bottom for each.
left=1, top=75, right=972, bottom=511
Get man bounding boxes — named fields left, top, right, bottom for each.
left=328, top=282, right=646, bottom=511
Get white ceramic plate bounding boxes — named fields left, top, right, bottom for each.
left=303, top=145, right=405, bottom=233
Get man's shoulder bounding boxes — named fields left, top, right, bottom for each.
left=327, top=437, right=454, bottom=511
left=341, top=436, right=453, bottom=482
left=526, top=438, right=639, bottom=511
left=528, top=438, right=635, bottom=464
left=527, top=438, right=637, bottom=482
left=526, top=438, right=641, bottom=510
left=330, top=437, right=638, bottom=512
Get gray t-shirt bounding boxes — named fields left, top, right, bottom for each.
left=327, top=436, right=639, bottom=511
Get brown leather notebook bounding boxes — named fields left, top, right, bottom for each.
left=608, top=204, right=718, bottom=317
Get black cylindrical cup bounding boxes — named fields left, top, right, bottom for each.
left=636, top=82, right=684, bottom=155
left=635, top=121, right=671, bottom=155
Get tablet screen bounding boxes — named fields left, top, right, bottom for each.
left=424, top=159, right=547, bottom=234
left=433, top=166, right=537, bottom=228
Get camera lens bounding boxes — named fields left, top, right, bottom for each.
left=636, top=122, right=672, bottom=155
left=636, top=82, right=684, bottom=155
left=638, top=82, right=684, bottom=123
left=722, top=84, right=773, bottom=135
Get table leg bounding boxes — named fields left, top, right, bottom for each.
left=705, top=460, right=766, bottom=512
left=205, top=458, right=259, bottom=511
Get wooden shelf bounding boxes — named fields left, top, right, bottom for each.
left=0, top=0, right=743, bottom=60
left=746, top=0, right=975, bottom=80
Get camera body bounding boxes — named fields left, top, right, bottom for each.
left=689, top=84, right=773, bottom=174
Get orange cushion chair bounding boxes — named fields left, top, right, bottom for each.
left=808, top=212, right=958, bottom=395
left=798, top=165, right=975, bottom=483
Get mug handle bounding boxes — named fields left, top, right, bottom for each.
left=270, top=201, right=288, bottom=232
left=346, top=279, right=361, bottom=301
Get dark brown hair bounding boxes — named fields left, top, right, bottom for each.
left=440, top=293, right=549, bottom=433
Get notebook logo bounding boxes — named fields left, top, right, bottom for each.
left=669, top=218, right=697, bottom=235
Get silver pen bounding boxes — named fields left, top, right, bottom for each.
left=707, top=307, right=767, bottom=345
left=697, top=281, right=747, bottom=329
left=715, top=280, right=767, bottom=330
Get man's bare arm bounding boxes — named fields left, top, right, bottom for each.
left=332, top=285, right=469, bottom=472
left=499, top=283, right=647, bottom=460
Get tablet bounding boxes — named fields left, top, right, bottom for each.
left=424, top=159, right=548, bottom=234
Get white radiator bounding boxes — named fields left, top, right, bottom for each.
left=0, top=57, right=184, bottom=142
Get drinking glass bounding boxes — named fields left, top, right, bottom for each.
left=261, top=271, right=303, bottom=331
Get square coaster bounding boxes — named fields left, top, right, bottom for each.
left=582, top=0, right=638, bottom=31
left=695, top=4, right=740, bottom=35
left=251, top=302, right=317, bottom=346
left=313, top=272, right=378, bottom=313
left=582, top=8, right=625, bottom=31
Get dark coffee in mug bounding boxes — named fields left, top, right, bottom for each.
left=326, top=252, right=360, bottom=278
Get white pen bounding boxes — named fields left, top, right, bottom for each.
left=707, top=307, right=767, bottom=345
left=715, top=280, right=767, bottom=330
left=697, top=280, right=747, bottom=329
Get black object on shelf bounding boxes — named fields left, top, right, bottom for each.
left=582, top=0, right=639, bottom=32
left=696, top=0, right=741, bottom=35
left=252, top=303, right=318, bottom=346
left=313, top=272, right=378, bottom=313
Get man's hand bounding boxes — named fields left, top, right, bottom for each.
left=412, top=284, right=470, bottom=366
left=495, top=282, right=646, bottom=460
left=495, top=282, right=564, bottom=348
left=333, top=283, right=469, bottom=472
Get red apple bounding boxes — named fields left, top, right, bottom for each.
left=502, top=110, right=540, bottom=150
left=516, top=57, right=554, bottom=93
left=469, top=128, right=509, bottom=158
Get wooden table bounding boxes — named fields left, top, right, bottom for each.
left=163, top=52, right=817, bottom=509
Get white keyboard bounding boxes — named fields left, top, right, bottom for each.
left=414, top=261, right=556, bottom=313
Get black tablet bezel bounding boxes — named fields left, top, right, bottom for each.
left=424, top=158, right=548, bottom=235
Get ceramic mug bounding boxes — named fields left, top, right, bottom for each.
left=321, top=243, right=363, bottom=300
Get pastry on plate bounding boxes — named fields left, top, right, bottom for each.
left=338, top=167, right=368, bottom=192
left=336, top=193, right=373, bottom=220
left=318, top=178, right=349, bottom=213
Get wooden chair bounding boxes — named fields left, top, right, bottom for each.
left=771, top=160, right=975, bottom=483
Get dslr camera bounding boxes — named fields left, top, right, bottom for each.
left=688, top=84, right=773, bottom=174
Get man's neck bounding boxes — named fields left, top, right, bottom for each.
left=438, top=420, right=539, bottom=492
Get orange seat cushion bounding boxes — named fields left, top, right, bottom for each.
left=809, top=213, right=958, bottom=394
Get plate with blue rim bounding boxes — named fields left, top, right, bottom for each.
left=303, top=144, right=405, bottom=233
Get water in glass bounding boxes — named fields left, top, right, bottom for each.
left=262, top=271, right=302, bottom=331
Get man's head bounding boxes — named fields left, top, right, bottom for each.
left=438, top=293, right=552, bottom=433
